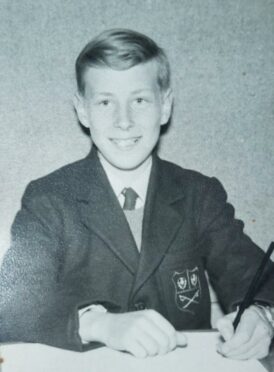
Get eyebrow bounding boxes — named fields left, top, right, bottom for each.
left=131, top=89, right=153, bottom=94
left=92, top=89, right=153, bottom=97
left=92, top=92, right=114, bottom=97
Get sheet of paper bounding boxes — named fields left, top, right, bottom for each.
left=0, top=331, right=266, bottom=372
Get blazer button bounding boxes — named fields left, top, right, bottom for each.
left=134, top=302, right=146, bottom=311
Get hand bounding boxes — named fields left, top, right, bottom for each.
left=80, top=309, right=187, bottom=358
left=216, top=305, right=274, bottom=360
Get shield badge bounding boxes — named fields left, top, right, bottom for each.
left=172, top=267, right=201, bottom=313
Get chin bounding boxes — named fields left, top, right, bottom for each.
left=113, top=162, right=142, bottom=171
left=111, top=157, right=146, bottom=171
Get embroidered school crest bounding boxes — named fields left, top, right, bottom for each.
left=172, top=267, right=201, bottom=312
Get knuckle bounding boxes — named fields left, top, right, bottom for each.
left=159, top=337, right=170, bottom=352
left=148, top=345, right=158, bottom=356
left=169, top=328, right=177, bottom=341
left=153, top=334, right=170, bottom=355
left=169, top=338, right=177, bottom=351
left=143, top=339, right=158, bottom=356
left=158, top=347, right=169, bottom=356
left=135, top=349, right=147, bottom=358
left=128, top=342, right=147, bottom=358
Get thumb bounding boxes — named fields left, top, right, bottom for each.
left=176, top=331, right=188, bottom=346
left=216, top=315, right=235, bottom=342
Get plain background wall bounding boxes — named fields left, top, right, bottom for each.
left=0, top=0, right=273, bottom=266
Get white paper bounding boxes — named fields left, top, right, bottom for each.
left=0, top=331, right=266, bottom=372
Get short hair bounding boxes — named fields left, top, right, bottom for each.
left=75, top=28, right=171, bottom=95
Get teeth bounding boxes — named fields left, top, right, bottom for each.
left=111, top=138, right=139, bottom=148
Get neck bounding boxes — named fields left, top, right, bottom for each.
left=97, top=153, right=152, bottom=184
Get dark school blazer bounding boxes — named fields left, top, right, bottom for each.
left=0, top=147, right=273, bottom=351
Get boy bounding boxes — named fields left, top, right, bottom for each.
left=0, top=29, right=273, bottom=360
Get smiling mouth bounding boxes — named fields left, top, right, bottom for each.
left=110, top=137, right=141, bottom=149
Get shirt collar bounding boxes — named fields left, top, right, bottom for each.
left=98, top=152, right=152, bottom=204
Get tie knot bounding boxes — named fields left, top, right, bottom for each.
left=122, top=187, right=138, bottom=210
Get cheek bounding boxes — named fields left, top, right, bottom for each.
left=88, top=112, right=114, bottom=131
left=133, top=106, right=162, bottom=124
left=142, top=124, right=161, bottom=148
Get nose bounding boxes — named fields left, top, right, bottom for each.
left=114, top=103, right=133, bottom=130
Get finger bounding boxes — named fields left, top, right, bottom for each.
left=149, top=312, right=187, bottom=349
left=218, top=309, right=257, bottom=355
left=139, top=317, right=174, bottom=354
left=224, top=335, right=271, bottom=360
left=223, top=323, right=272, bottom=359
left=125, top=325, right=158, bottom=358
left=127, top=339, right=148, bottom=358
left=146, top=310, right=176, bottom=336
left=216, top=313, right=235, bottom=342
left=145, top=310, right=177, bottom=350
left=135, top=329, right=160, bottom=357
left=176, top=331, right=188, bottom=347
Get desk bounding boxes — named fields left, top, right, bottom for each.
left=0, top=332, right=272, bottom=372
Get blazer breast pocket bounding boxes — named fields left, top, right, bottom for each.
left=158, top=253, right=211, bottom=330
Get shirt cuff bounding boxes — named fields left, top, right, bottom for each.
left=78, top=304, right=108, bottom=344
left=79, top=304, right=107, bottom=318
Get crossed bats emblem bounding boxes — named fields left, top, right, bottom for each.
left=172, top=267, right=201, bottom=312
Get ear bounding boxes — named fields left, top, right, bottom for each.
left=160, top=88, right=173, bottom=125
left=73, top=93, right=90, bottom=128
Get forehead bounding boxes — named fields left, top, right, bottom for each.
left=83, top=61, right=160, bottom=95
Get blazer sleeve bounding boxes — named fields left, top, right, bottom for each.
left=0, top=182, right=90, bottom=351
left=197, top=177, right=274, bottom=313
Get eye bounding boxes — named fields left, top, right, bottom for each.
left=136, top=97, right=145, bottom=104
left=131, top=97, right=150, bottom=110
left=100, top=99, right=110, bottom=106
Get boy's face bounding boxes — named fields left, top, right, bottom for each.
left=75, top=60, right=172, bottom=171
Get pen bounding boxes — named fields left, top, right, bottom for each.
left=233, top=241, right=274, bottom=330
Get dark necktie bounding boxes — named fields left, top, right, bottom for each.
left=122, top=187, right=138, bottom=210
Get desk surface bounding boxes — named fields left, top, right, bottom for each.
left=0, top=332, right=272, bottom=372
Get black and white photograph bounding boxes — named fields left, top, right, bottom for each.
left=0, top=1, right=273, bottom=371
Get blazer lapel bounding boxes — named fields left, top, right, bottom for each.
left=77, top=148, right=140, bottom=275
left=132, top=156, right=186, bottom=294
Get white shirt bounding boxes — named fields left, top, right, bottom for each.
left=98, top=152, right=152, bottom=209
